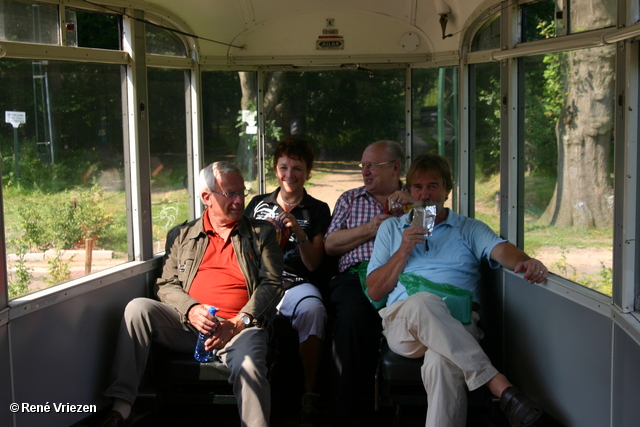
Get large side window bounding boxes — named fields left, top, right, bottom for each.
left=1, top=59, right=127, bottom=299
left=470, top=16, right=500, bottom=232
left=522, top=44, right=616, bottom=296
left=148, top=67, right=190, bottom=253
left=470, top=62, right=500, bottom=234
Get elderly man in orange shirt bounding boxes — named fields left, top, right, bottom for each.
left=99, top=161, right=284, bottom=427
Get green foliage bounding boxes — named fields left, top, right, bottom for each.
left=16, top=184, right=113, bottom=251
left=45, top=250, right=74, bottom=287
left=8, top=241, right=32, bottom=299
left=475, top=67, right=501, bottom=176
left=1, top=141, right=109, bottom=192
left=523, top=21, right=563, bottom=176
left=277, top=69, right=405, bottom=159
left=551, top=250, right=612, bottom=295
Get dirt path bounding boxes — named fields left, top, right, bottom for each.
left=533, top=247, right=612, bottom=277
left=306, top=162, right=364, bottom=211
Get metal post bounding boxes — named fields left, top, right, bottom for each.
left=13, top=127, right=19, bottom=180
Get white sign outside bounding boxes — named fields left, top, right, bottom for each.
left=5, top=111, right=26, bottom=128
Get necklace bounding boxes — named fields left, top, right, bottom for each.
left=278, top=192, right=303, bottom=207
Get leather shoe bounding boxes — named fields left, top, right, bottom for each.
left=500, top=386, right=543, bottom=427
left=96, top=409, right=134, bottom=427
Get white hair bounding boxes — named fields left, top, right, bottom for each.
left=198, top=161, right=243, bottom=202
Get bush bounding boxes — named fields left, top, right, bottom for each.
left=17, top=184, right=113, bottom=251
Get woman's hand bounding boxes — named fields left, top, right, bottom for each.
left=278, top=211, right=303, bottom=236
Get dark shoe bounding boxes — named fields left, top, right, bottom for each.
left=96, top=409, right=134, bottom=427
left=500, top=386, right=543, bottom=427
left=300, top=392, right=321, bottom=427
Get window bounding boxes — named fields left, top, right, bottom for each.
left=261, top=69, right=406, bottom=211
left=146, top=24, right=187, bottom=57
left=522, top=44, right=616, bottom=296
left=411, top=68, right=458, bottom=160
left=472, top=16, right=500, bottom=51
left=65, top=8, right=121, bottom=49
left=411, top=67, right=459, bottom=209
left=1, top=59, right=127, bottom=299
left=470, top=62, right=501, bottom=233
left=522, top=0, right=560, bottom=42
left=0, top=0, right=59, bottom=45
left=568, top=0, right=615, bottom=34
left=201, top=70, right=257, bottom=195
left=148, top=68, right=190, bottom=253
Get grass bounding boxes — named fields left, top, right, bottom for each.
left=474, top=171, right=613, bottom=296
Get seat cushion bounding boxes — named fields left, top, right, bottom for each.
left=378, top=338, right=423, bottom=383
left=156, top=348, right=232, bottom=382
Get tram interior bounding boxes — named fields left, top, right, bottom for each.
left=1, top=0, right=640, bottom=426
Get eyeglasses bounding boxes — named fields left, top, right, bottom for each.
left=358, top=160, right=395, bottom=171
left=211, top=189, right=248, bottom=199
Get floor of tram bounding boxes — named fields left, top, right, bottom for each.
left=77, top=392, right=562, bottom=427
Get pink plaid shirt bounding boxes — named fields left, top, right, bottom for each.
left=325, top=183, right=402, bottom=273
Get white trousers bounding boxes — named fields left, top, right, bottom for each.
left=277, top=282, right=327, bottom=343
left=379, top=292, right=499, bottom=427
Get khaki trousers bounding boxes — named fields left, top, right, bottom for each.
left=379, top=292, right=499, bottom=427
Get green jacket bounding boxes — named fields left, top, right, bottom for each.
left=155, top=214, right=284, bottom=329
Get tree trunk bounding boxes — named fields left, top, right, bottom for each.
left=540, top=3, right=615, bottom=228
left=236, top=71, right=283, bottom=181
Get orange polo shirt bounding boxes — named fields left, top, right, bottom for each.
left=188, top=210, right=248, bottom=319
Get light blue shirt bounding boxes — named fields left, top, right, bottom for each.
left=367, top=209, right=506, bottom=306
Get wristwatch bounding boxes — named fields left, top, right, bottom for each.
left=294, top=234, right=308, bottom=245
left=239, top=313, right=252, bottom=328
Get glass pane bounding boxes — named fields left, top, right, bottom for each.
left=471, top=62, right=501, bottom=233
left=1, top=59, right=127, bottom=300
left=411, top=67, right=458, bottom=209
left=146, top=24, right=186, bottom=57
left=147, top=68, right=190, bottom=253
left=522, top=45, right=615, bottom=296
left=0, top=0, right=59, bottom=45
left=261, top=69, right=406, bottom=212
left=201, top=70, right=258, bottom=197
left=472, top=16, right=500, bottom=51
left=522, top=0, right=560, bottom=42
left=65, top=8, right=121, bottom=50
left=569, top=0, right=615, bottom=34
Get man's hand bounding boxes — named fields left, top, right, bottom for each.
left=401, top=225, right=427, bottom=250
left=387, top=190, right=414, bottom=206
left=514, top=258, right=548, bottom=284
left=187, top=304, right=220, bottom=335
left=368, top=214, right=392, bottom=235
left=205, top=320, right=241, bottom=351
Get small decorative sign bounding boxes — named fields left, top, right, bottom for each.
left=5, top=111, right=26, bottom=128
left=316, top=38, right=344, bottom=50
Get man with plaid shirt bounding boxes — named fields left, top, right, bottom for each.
left=324, top=140, right=406, bottom=426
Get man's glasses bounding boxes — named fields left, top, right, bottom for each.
left=358, top=160, right=395, bottom=171
left=211, top=189, right=248, bottom=199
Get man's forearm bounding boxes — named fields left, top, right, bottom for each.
left=325, top=225, right=374, bottom=256
left=366, top=247, right=412, bottom=301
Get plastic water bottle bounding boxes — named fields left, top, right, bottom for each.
left=194, top=306, right=218, bottom=362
